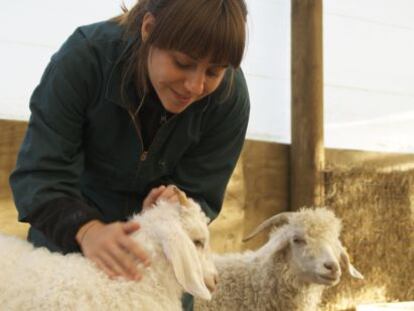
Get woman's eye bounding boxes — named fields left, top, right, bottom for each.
left=207, top=66, right=227, bottom=78
left=206, top=70, right=219, bottom=77
left=174, top=59, right=192, bottom=69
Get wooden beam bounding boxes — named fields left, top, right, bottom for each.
left=290, top=0, right=325, bottom=210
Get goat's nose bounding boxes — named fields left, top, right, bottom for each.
left=214, top=274, right=219, bottom=287
left=324, top=261, right=339, bottom=273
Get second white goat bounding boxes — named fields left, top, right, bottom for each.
left=195, top=207, right=363, bottom=311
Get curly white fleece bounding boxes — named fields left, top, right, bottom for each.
left=0, top=200, right=210, bottom=311
left=195, top=208, right=348, bottom=311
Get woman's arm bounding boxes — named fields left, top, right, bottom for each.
left=9, top=28, right=104, bottom=252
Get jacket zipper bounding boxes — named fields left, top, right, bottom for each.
left=140, top=113, right=178, bottom=161
left=128, top=97, right=146, bottom=160
left=140, top=151, right=148, bottom=161
left=129, top=97, right=178, bottom=162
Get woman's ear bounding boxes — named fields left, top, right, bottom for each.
left=141, top=12, right=156, bottom=42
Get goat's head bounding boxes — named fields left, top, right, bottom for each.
left=145, top=189, right=217, bottom=300
left=243, top=207, right=363, bottom=286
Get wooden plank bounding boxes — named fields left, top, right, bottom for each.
left=0, top=119, right=27, bottom=199
left=241, top=140, right=290, bottom=250
left=210, top=141, right=290, bottom=252
left=290, top=0, right=325, bottom=210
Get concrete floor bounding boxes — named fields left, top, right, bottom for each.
left=357, top=302, right=414, bottom=310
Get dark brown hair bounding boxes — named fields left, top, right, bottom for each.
left=113, top=0, right=248, bottom=107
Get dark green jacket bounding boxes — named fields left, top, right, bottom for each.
left=9, top=20, right=250, bottom=253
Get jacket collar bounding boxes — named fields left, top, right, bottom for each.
left=104, top=36, right=136, bottom=109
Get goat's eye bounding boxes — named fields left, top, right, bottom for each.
left=293, top=237, right=306, bottom=245
left=193, top=240, right=205, bottom=248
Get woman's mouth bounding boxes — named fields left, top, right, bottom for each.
left=171, top=88, right=192, bottom=105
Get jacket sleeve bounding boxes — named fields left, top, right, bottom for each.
left=169, top=69, right=250, bottom=220
left=9, top=28, right=104, bottom=251
left=24, top=197, right=104, bottom=253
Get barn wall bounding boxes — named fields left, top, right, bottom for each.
left=0, top=120, right=26, bottom=199
left=0, top=120, right=28, bottom=236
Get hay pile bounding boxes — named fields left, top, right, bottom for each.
left=321, top=168, right=414, bottom=311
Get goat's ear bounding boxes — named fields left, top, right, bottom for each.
left=161, top=223, right=211, bottom=300
left=340, top=247, right=364, bottom=279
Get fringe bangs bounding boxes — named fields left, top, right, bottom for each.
left=149, top=0, right=246, bottom=68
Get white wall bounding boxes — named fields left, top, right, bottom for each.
left=243, top=0, right=414, bottom=153
left=0, top=0, right=132, bottom=119
left=324, top=0, right=414, bottom=153
left=243, top=0, right=291, bottom=143
left=1, top=0, right=414, bottom=153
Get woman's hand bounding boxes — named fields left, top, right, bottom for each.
left=76, top=185, right=181, bottom=280
left=76, top=220, right=150, bottom=281
left=142, top=184, right=180, bottom=211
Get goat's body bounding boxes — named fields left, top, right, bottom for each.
left=195, top=245, right=323, bottom=311
left=0, top=205, right=187, bottom=311
left=195, top=208, right=363, bottom=311
left=0, top=236, right=182, bottom=311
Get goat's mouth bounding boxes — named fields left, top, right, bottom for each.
left=206, top=282, right=216, bottom=293
left=204, top=276, right=218, bottom=293
left=317, top=273, right=340, bottom=286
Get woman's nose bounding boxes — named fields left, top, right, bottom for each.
left=184, top=71, right=205, bottom=96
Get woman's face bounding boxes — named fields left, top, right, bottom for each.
left=147, top=47, right=228, bottom=114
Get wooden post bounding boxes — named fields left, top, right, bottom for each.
left=290, top=0, right=325, bottom=210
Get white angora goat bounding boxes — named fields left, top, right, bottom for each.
left=0, top=192, right=217, bottom=311
left=195, top=207, right=363, bottom=311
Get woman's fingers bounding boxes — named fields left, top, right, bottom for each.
left=142, top=185, right=166, bottom=210
left=142, top=184, right=182, bottom=210
left=78, top=185, right=189, bottom=281
left=78, top=221, right=149, bottom=281
left=121, top=221, right=150, bottom=264
left=94, top=257, right=116, bottom=279
left=119, top=234, right=151, bottom=267
left=106, top=242, right=141, bottom=280
left=122, top=221, right=140, bottom=234
left=157, top=185, right=180, bottom=203
left=97, top=252, right=126, bottom=279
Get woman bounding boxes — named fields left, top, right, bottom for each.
left=9, top=0, right=249, bottom=303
